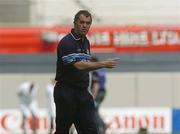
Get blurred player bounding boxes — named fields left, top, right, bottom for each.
left=17, top=81, right=38, bottom=134
left=90, top=56, right=107, bottom=134
left=46, top=79, right=56, bottom=134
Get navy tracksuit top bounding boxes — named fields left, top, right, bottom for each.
left=55, top=29, right=91, bottom=89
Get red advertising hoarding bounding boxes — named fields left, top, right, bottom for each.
left=0, top=26, right=180, bottom=54
left=0, top=108, right=171, bottom=134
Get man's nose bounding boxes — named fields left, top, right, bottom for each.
left=83, top=23, right=87, bottom=27
left=83, top=22, right=89, bottom=27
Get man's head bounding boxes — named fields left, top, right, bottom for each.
left=73, top=10, right=92, bottom=37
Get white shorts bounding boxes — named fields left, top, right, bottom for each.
left=47, top=102, right=56, bottom=118
left=20, top=101, right=38, bottom=117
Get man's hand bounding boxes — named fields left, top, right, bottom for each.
left=100, top=58, right=119, bottom=68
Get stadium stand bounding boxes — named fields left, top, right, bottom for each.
left=33, top=0, right=180, bottom=26
left=0, top=0, right=180, bottom=26
left=0, top=0, right=30, bottom=26
left=77, top=0, right=180, bottom=25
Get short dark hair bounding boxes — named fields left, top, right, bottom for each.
left=73, top=10, right=92, bottom=24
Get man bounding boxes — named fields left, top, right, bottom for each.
left=46, top=79, right=56, bottom=134
left=17, top=81, right=38, bottom=134
left=54, top=10, right=119, bottom=134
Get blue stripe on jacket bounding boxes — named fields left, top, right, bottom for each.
left=62, top=53, right=91, bottom=65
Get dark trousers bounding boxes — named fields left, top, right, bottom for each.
left=54, top=83, right=99, bottom=134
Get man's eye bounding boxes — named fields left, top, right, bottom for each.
left=80, top=21, right=91, bottom=25
left=86, top=22, right=91, bottom=25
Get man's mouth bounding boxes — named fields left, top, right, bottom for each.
left=82, top=29, right=87, bottom=32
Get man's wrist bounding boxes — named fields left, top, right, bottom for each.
left=99, top=61, right=105, bottom=68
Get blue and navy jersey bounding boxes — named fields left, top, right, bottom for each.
left=96, top=68, right=106, bottom=91
left=55, top=29, right=91, bottom=89
left=90, top=71, right=100, bottom=91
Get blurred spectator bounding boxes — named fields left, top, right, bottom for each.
left=90, top=56, right=107, bottom=134
left=46, top=79, right=56, bottom=134
left=17, top=81, right=38, bottom=134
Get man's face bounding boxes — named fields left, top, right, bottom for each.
left=74, top=14, right=91, bottom=37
